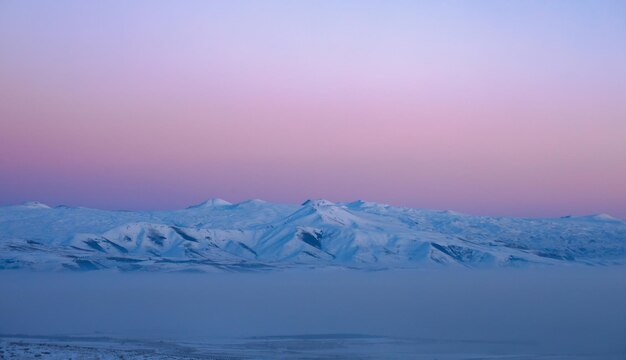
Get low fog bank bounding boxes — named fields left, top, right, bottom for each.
left=1, top=268, right=625, bottom=355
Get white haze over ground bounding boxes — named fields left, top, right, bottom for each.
left=1, top=268, right=625, bottom=358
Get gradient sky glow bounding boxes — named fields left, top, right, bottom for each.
left=1, top=0, right=625, bottom=217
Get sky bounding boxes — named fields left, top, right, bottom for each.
left=1, top=0, right=625, bottom=217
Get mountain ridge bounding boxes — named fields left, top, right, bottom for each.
left=1, top=199, right=624, bottom=272
left=10, top=198, right=623, bottom=221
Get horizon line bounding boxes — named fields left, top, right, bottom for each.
left=3, top=199, right=622, bottom=221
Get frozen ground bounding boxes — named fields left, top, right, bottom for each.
left=1, top=333, right=621, bottom=359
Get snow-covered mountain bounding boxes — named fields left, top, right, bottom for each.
left=1, top=199, right=624, bottom=271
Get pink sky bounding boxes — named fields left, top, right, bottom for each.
left=1, top=1, right=625, bottom=217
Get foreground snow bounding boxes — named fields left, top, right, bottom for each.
left=1, top=199, right=624, bottom=271
left=1, top=334, right=621, bottom=360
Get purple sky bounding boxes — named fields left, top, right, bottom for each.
left=1, top=1, right=625, bottom=217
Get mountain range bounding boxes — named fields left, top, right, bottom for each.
left=1, top=199, right=624, bottom=271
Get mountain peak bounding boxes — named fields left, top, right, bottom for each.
left=290, top=199, right=363, bottom=226
left=237, top=199, right=267, bottom=205
left=301, top=199, right=335, bottom=207
left=345, top=200, right=390, bottom=209
left=589, top=213, right=620, bottom=221
left=187, top=198, right=232, bottom=209
left=562, top=213, right=621, bottom=222
left=21, top=201, right=51, bottom=209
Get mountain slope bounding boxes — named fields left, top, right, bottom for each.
left=1, top=200, right=624, bottom=271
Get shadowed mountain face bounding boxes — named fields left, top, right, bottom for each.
left=0, top=199, right=625, bottom=272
